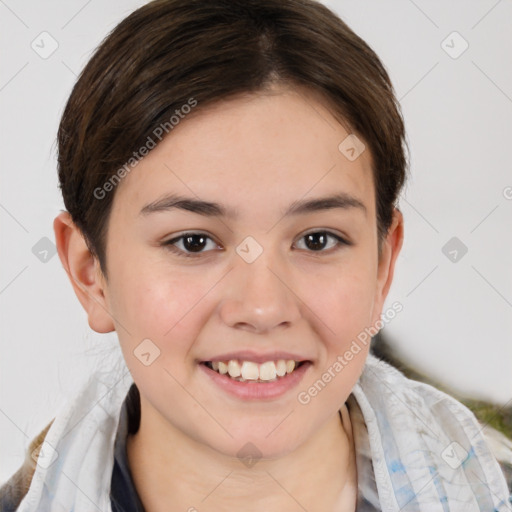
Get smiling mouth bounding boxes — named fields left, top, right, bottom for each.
left=201, top=359, right=309, bottom=383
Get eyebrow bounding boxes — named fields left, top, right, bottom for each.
left=139, top=192, right=367, bottom=218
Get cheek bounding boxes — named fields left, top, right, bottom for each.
left=107, top=260, right=210, bottom=363
left=302, top=257, right=377, bottom=346
left=295, top=267, right=375, bottom=410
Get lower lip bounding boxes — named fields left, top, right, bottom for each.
left=198, top=362, right=312, bottom=400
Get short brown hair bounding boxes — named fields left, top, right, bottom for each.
left=57, top=0, right=408, bottom=276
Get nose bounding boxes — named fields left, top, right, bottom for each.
left=218, top=249, right=302, bottom=334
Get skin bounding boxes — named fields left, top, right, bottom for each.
left=54, top=84, right=403, bottom=511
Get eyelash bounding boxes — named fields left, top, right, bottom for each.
left=161, top=230, right=350, bottom=259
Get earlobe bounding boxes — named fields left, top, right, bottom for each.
left=371, top=208, right=404, bottom=324
left=53, top=211, right=115, bottom=333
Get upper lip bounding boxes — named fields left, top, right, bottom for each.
left=200, top=350, right=311, bottom=364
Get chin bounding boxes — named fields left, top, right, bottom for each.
left=206, top=422, right=305, bottom=462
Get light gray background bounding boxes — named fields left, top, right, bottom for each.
left=1, top=0, right=511, bottom=483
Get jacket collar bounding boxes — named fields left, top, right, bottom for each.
left=15, top=354, right=511, bottom=511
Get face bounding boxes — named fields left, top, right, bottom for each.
left=92, top=86, right=402, bottom=459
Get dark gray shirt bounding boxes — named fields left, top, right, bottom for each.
left=110, top=384, right=145, bottom=512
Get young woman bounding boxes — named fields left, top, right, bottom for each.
left=2, top=0, right=510, bottom=510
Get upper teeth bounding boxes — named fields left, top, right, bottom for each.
left=211, top=359, right=298, bottom=381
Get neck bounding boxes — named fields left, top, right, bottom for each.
left=127, top=400, right=357, bottom=512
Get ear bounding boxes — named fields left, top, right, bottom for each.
left=53, top=211, right=115, bottom=333
left=370, top=208, right=404, bottom=325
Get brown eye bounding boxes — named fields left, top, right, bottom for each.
left=295, top=231, right=349, bottom=252
left=181, top=234, right=208, bottom=252
left=162, top=232, right=219, bottom=258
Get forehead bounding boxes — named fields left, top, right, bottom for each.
left=110, top=86, right=375, bottom=223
